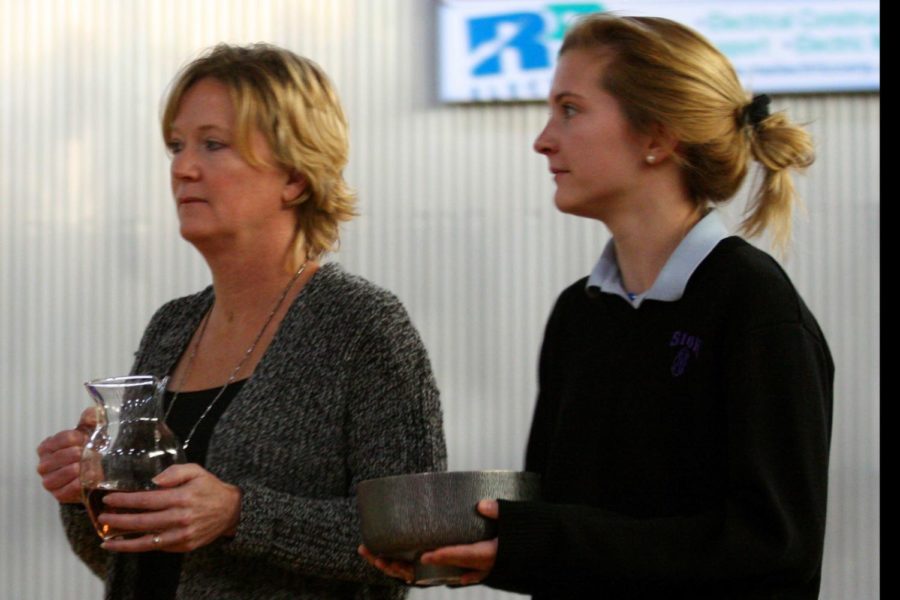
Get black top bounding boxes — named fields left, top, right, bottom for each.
left=485, top=237, right=834, bottom=599
left=132, top=379, right=247, bottom=600
left=163, top=379, right=248, bottom=465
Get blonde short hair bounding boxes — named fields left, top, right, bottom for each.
left=162, top=43, right=356, bottom=263
left=561, top=15, right=814, bottom=251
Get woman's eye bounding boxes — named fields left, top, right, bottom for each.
left=166, top=140, right=183, bottom=153
left=204, top=139, right=226, bottom=151
left=562, top=104, right=577, bottom=118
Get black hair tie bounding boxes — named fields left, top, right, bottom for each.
left=743, top=94, right=771, bottom=128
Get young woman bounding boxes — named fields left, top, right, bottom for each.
left=364, top=14, right=833, bottom=599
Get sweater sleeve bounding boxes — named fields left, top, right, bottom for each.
left=59, top=503, right=109, bottom=580
left=220, top=297, right=447, bottom=584
left=486, top=319, right=833, bottom=596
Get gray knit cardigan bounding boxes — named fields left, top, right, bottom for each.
left=61, top=262, right=447, bottom=599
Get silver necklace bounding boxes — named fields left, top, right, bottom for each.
left=165, top=261, right=310, bottom=450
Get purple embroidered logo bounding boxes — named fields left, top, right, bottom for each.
left=669, top=331, right=702, bottom=377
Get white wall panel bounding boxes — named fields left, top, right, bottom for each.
left=1, top=1, right=878, bottom=599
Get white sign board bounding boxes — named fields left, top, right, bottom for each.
left=438, top=0, right=880, bottom=102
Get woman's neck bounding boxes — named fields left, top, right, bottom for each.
left=200, top=238, right=307, bottom=321
left=168, top=241, right=314, bottom=391
left=606, top=197, right=702, bottom=296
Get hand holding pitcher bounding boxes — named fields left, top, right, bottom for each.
left=79, top=375, right=185, bottom=541
left=36, top=407, right=97, bottom=504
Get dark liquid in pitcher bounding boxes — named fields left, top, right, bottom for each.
left=84, top=482, right=155, bottom=540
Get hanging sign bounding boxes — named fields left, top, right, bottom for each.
left=437, top=0, right=880, bottom=102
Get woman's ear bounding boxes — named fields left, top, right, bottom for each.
left=644, top=123, right=679, bottom=165
left=282, top=169, right=308, bottom=203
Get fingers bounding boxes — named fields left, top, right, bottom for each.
left=36, top=430, right=86, bottom=457
left=358, top=545, right=415, bottom=583
left=98, top=465, right=205, bottom=511
left=38, top=460, right=81, bottom=492
left=477, top=499, right=499, bottom=519
left=36, top=445, right=83, bottom=475
left=419, top=540, right=497, bottom=587
left=152, top=463, right=205, bottom=488
left=358, top=545, right=376, bottom=563
left=100, top=468, right=241, bottom=554
left=46, top=476, right=84, bottom=504
left=37, top=407, right=95, bottom=458
left=98, top=505, right=183, bottom=541
left=397, top=499, right=498, bottom=586
left=103, top=487, right=183, bottom=512
left=458, top=569, right=490, bottom=586
left=101, top=531, right=171, bottom=553
left=419, top=538, right=498, bottom=571
left=37, top=433, right=87, bottom=504
left=102, top=524, right=212, bottom=554
left=98, top=493, right=201, bottom=553
left=379, top=559, right=415, bottom=584
left=100, top=464, right=203, bottom=512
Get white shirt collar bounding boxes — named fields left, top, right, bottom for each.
left=586, top=210, right=730, bottom=308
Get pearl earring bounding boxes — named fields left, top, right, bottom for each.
left=646, top=155, right=656, bottom=164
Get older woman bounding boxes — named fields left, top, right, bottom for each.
left=364, top=13, right=833, bottom=599
left=37, top=43, right=446, bottom=599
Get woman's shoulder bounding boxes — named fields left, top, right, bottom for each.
left=312, top=262, right=402, bottom=302
left=299, top=262, right=418, bottom=333
left=540, top=275, right=594, bottom=339
left=695, top=236, right=820, bottom=332
left=702, top=236, right=797, bottom=294
left=308, top=262, right=407, bottom=313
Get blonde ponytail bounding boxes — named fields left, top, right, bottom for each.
left=740, top=105, right=815, bottom=252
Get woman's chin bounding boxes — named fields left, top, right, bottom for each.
left=553, top=195, right=602, bottom=221
left=178, top=224, right=218, bottom=246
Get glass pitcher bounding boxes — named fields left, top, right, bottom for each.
left=80, top=375, right=185, bottom=540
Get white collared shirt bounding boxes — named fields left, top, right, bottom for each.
left=586, top=210, right=731, bottom=308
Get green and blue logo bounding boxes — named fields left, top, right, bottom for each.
left=467, top=3, right=604, bottom=76
left=437, top=1, right=604, bottom=101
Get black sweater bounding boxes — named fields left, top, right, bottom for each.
left=485, top=237, right=834, bottom=599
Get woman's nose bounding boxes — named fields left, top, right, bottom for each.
left=533, top=123, right=556, bottom=155
left=171, top=149, right=199, bottom=180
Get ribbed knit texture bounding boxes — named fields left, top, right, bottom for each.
left=61, top=262, right=447, bottom=599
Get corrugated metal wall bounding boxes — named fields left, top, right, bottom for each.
left=0, top=1, right=879, bottom=599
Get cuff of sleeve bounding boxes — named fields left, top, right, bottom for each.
left=483, top=500, right=559, bottom=594
left=222, top=484, right=272, bottom=558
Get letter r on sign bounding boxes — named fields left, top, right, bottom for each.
left=468, top=13, right=550, bottom=76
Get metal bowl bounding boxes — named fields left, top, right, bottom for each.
left=357, top=470, right=540, bottom=586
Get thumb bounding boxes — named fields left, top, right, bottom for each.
left=152, top=463, right=202, bottom=488
left=477, top=499, right=499, bottom=520
left=76, top=407, right=99, bottom=435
